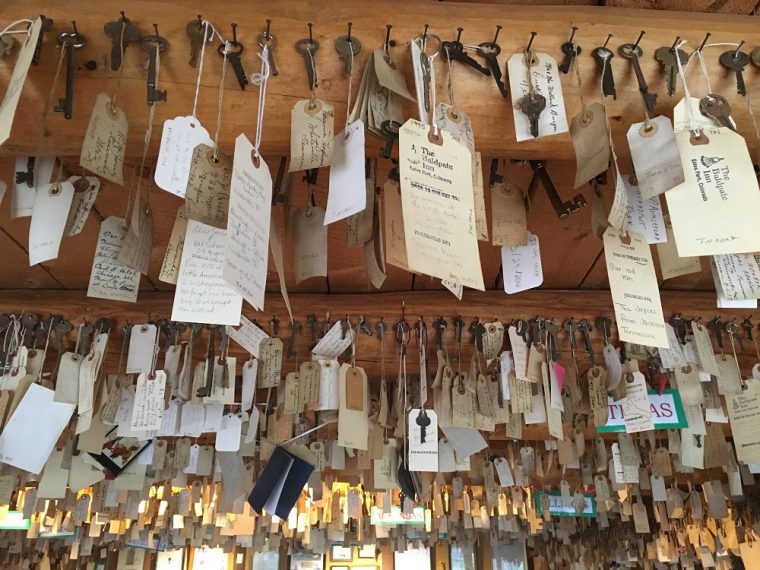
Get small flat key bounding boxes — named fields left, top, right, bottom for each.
left=104, top=13, right=141, bottom=71
left=295, top=38, right=320, bottom=91
left=719, top=48, right=750, bottom=97
left=335, top=34, right=361, bottom=77
left=186, top=17, right=212, bottom=67
left=619, top=43, right=657, bottom=113
left=520, top=92, right=546, bottom=138
left=476, top=42, right=508, bottom=97
left=592, top=46, right=616, bottom=99
left=380, top=120, right=401, bottom=159
left=699, top=94, right=734, bottom=131
left=442, top=37, right=490, bottom=76
left=257, top=30, right=278, bottom=76
left=220, top=41, right=248, bottom=90
left=416, top=411, right=431, bottom=443
left=654, top=46, right=688, bottom=97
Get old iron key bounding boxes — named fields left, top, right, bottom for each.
left=558, top=26, right=581, bottom=75
left=380, top=120, right=401, bottom=159
left=592, top=43, right=616, bottom=99
left=142, top=25, right=168, bottom=105
left=719, top=44, right=750, bottom=97
left=699, top=95, right=734, bottom=131
left=521, top=92, right=546, bottom=138
left=618, top=36, right=657, bottom=114
left=527, top=160, right=586, bottom=218
left=32, top=16, right=54, bottom=65
left=104, top=12, right=141, bottom=71
left=476, top=25, right=508, bottom=97
left=442, top=28, right=490, bottom=76
left=257, top=20, right=279, bottom=76
left=186, top=16, right=213, bottom=68
left=54, top=23, right=86, bottom=120
left=295, top=30, right=320, bottom=91
left=335, top=27, right=361, bottom=78
left=654, top=43, right=689, bottom=97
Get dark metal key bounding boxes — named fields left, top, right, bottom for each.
left=142, top=25, right=168, bottom=105
left=186, top=16, right=212, bottom=68
left=220, top=40, right=248, bottom=90
left=654, top=43, right=689, bottom=97
left=104, top=12, right=141, bottom=71
left=592, top=44, right=616, bottom=98
left=527, top=161, right=587, bottom=219
left=257, top=21, right=279, bottom=76
left=380, top=120, right=401, bottom=159
left=558, top=26, right=580, bottom=75
left=476, top=26, right=508, bottom=97
left=720, top=44, right=750, bottom=97
left=699, top=94, right=734, bottom=131
left=295, top=36, right=320, bottom=91
left=54, top=23, right=86, bottom=120
left=618, top=39, right=657, bottom=113
left=442, top=28, right=490, bottom=76
left=521, top=92, right=546, bottom=138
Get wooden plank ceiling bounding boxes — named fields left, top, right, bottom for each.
left=0, top=0, right=754, bottom=297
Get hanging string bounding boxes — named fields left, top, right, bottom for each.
left=110, top=20, right=127, bottom=113
left=444, top=45, right=456, bottom=110
left=250, top=45, right=271, bottom=158
left=212, top=42, right=230, bottom=162
left=344, top=48, right=355, bottom=131
left=673, top=40, right=699, bottom=136
left=572, top=48, right=587, bottom=116
left=190, top=21, right=225, bottom=120
left=0, top=19, right=33, bottom=37
left=39, top=39, right=68, bottom=138
left=306, top=47, right=318, bottom=107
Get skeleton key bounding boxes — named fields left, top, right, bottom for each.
left=295, top=37, right=320, bottom=91
left=527, top=160, right=587, bottom=218
left=142, top=25, right=168, bottom=105
left=699, top=95, right=734, bottom=131
left=78, top=322, right=96, bottom=356
left=54, top=23, right=86, bottom=120
left=20, top=314, right=39, bottom=348
left=545, top=319, right=561, bottom=362
left=442, top=29, right=490, bottom=76
left=380, top=120, right=401, bottom=159
left=707, top=316, right=724, bottom=353
left=15, top=157, right=35, bottom=187
left=220, top=24, right=248, bottom=90
left=358, top=317, right=372, bottom=336
left=577, top=320, right=595, bottom=365
left=592, top=43, right=616, bottom=99
left=433, top=317, right=447, bottom=350
left=654, top=43, right=688, bottom=97
left=618, top=39, right=657, bottom=113
left=477, top=26, right=508, bottom=97
left=335, top=26, right=361, bottom=78
left=563, top=318, right=578, bottom=361
left=217, top=327, right=229, bottom=389
left=452, top=317, right=464, bottom=364
left=471, top=318, right=486, bottom=353
left=104, top=12, right=141, bottom=71
left=725, top=320, right=743, bottom=352
left=306, top=314, right=318, bottom=349
left=287, top=321, right=302, bottom=358
left=720, top=44, right=750, bottom=97
left=186, top=16, right=212, bottom=68
left=257, top=20, right=279, bottom=77
left=416, top=410, right=431, bottom=443
left=529, top=316, right=544, bottom=347
left=742, top=317, right=754, bottom=342
left=521, top=92, right=546, bottom=138
left=196, top=326, right=216, bottom=398
left=558, top=26, right=581, bottom=75
left=32, top=16, right=54, bottom=66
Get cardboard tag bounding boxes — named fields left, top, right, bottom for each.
left=154, top=115, right=213, bottom=197
left=127, top=324, right=157, bottom=374
left=383, top=178, right=409, bottom=270
left=711, top=253, right=760, bottom=301
left=87, top=216, right=140, bottom=303
left=625, top=177, right=666, bottom=244
left=656, top=227, right=702, bottom=281
left=627, top=116, right=683, bottom=200
left=607, top=168, right=629, bottom=231
left=344, top=366, right=365, bottom=411
left=257, top=338, right=283, bottom=388
left=65, top=176, right=100, bottom=236
left=347, top=172, right=375, bottom=247
left=501, top=232, right=543, bottom=294
left=130, top=371, right=166, bottom=431
left=117, top=195, right=153, bottom=275
left=158, top=207, right=188, bottom=285
left=55, top=352, right=81, bottom=405
left=79, top=93, right=128, bottom=184
left=289, top=99, right=334, bottom=172
left=338, top=364, right=368, bottom=450
left=184, top=144, right=232, bottom=229
left=292, top=207, right=327, bottom=284
left=570, top=103, right=610, bottom=188
left=491, top=180, right=527, bottom=246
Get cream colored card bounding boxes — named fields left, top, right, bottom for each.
left=603, top=228, right=668, bottom=347
left=625, top=178, right=665, bottom=244
left=289, top=99, right=334, bottom=172
left=223, top=134, right=272, bottom=311
left=656, top=227, right=702, bottom=281
left=501, top=232, right=543, bottom=294
left=491, top=180, right=527, bottom=247
left=130, top=371, right=166, bottom=431
left=154, top=115, right=213, bottom=197
left=383, top=178, right=409, bottom=270
left=79, top=93, right=128, bottom=185
left=325, top=121, right=366, bottom=225
left=667, top=127, right=760, bottom=256
left=338, top=364, right=368, bottom=450
left=159, top=207, right=188, bottom=285
left=507, top=52, right=569, bottom=141
left=87, top=216, right=140, bottom=303
left=171, top=220, right=243, bottom=325
left=622, top=371, right=654, bottom=433
left=607, top=168, right=628, bottom=231
left=65, top=176, right=100, bottom=236
left=570, top=103, right=610, bottom=189
left=710, top=254, right=760, bottom=301
left=37, top=448, right=68, bottom=499
left=292, top=207, right=327, bottom=284
left=399, top=119, right=484, bottom=289
left=184, top=144, right=231, bottom=229
left=627, top=116, right=684, bottom=200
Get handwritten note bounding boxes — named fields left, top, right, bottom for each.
left=656, top=228, right=702, bottom=281
left=374, top=49, right=415, bottom=100
left=29, top=181, right=75, bottom=265
left=313, top=321, right=355, bottom=359
left=627, top=116, right=684, bottom=201
left=223, top=134, right=272, bottom=310
left=667, top=127, right=760, bottom=256
left=507, top=52, right=569, bottom=142
left=570, top=103, right=610, bottom=189
left=491, top=180, right=527, bottom=246
left=87, top=217, right=140, bottom=303
left=604, top=228, right=667, bottom=348
left=79, top=93, right=128, bottom=185
left=0, top=18, right=42, bottom=145
left=185, top=144, right=231, bottom=229
left=154, top=115, right=213, bottom=197
left=227, top=315, right=269, bottom=357
left=289, top=100, right=334, bottom=172
left=399, top=119, right=484, bottom=290
left=65, top=176, right=100, bottom=236
left=710, top=254, right=760, bottom=301
left=624, top=177, right=666, bottom=244
left=171, top=220, right=243, bottom=325
left=607, top=168, right=629, bottom=231
left=130, top=372, right=166, bottom=431
left=159, top=207, right=188, bottom=284
left=501, top=232, right=543, bottom=294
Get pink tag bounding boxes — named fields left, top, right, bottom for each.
left=657, top=372, right=668, bottom=395
left=552, top=362, right=566, bottom=392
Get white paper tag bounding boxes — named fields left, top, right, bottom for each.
left=408, top=409, right=438, bottom=472
left=130, top=371, right=166, bottom=431
left=325, top=121, right=366, bottom=225
left=154, top=116, right=213, bottom=197
left=241, top=360, right=258, bottom=412
left=227, top=315, right=268, bottom=357
left=127, top=324, right=157, bottom=374
left=312, top=321, right=354, bottom=360
left=501, top=232, right=543, bottom=294
left=623, top=371, right=655, bottom=433
left=710, top=254, right=760, bottom=301
left=87, top=216, right=140, bottom=303
left=12, top=156, right=55, bottom=219
left=215, top=413, right=242, bottom=452
left=29, top=181, right=75, bottom=265
left=626, top=116, right=684, bottom=200
left=624, top=178, right=666, bottom=244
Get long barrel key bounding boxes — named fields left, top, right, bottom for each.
left=54, top=23, right=86, bottom=120
left=618, top=39, right=657, bottom=113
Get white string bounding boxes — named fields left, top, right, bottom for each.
left=0, top=19, right=33, bottom=38
left=212, top=42, right=229, bottom=161
left=250, top=45, right=271, bottom=157
left=673, top=40, right=699, bottom=135
left=696, top=50, right=713, bottom=95
left=190, top=20, right=226, bottom=119
left=344, top=47, right=354, bottom=129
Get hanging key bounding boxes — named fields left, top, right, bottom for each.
left=707, top=316, right=724, bottom=353
left=380, top=120, right=401, bottom=159
left=596, top=316, right=612, bottom=346
left=257, top=19, right=279, bottom=77
left=577, top=320, right=595, bottom=365
left=442, top=28, right=490, bottom=76
left=545, top=319, right=560, bottom=362
left=719, top=42, right=749, bottom=97
left=416, top=410, right=431, bottom=443
left=287, top=321, right=302, bottom=358
left=452, top=316, right=464, bottom=364
left=477, top=26, right=508, bottom=97
left=220, top=24, right=248, bottom=90
left=335, top=23, right=361, bottom=78
left=197, top=326, right=217, bottom=398
left=558, top=26, right=581, bottom=75
left=654, top=37, right=688, bottom=97
left=618, top=33, right=657, bottom=114
left=217, top=327, right=229, bottom=389
left=306, top=313, right=318, bottom=350
left=15, top=157, right=35, bottom=187
left=32, top=16, right=53, bottom=66
left=527, top=160, right=586, bottom=218
left=186, top=15, right=212, bottom=68
left=725, top=319, right=744, bottom=352
left=142, top=25, right=168, bottom=105
left=358, top=317, right=372, bottom=337
left=699, top=94, right=734, bottom=131
left=104, top=12, right=141, bottom=71
left=295, top=24, right=320, bottom=91
left=592, top=35, right=616, bottom=99
left=433, top=317, right=447, bottom=350
left=53, top=23, right=86, bottom=120
left=520, top=92, right=546, bottom=139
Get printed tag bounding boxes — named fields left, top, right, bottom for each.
left=79, top=93, right=128, bottom=185
left=154, top=115, right=213, bottom=197
left=408, top=409, right=438, bottom=472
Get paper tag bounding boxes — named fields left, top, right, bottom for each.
left=625, top=178, right=666, bottom=244
left=184, top=144, right=231, bottom=229
left=325, top=121, right=366, bottom=224
left=711, top=254, right=760, bottom=300
left=313, top=321, right=354, bottom=359
left=317, top=359, right=340, bottom=411
left=158, top=207, right=188, bottom=285
left=383, top=179, right=409, bottom=270
left=399, top=118, right=484, bottom=289
left=627, top=116, right=684, bottom=200
left=507, top=52, right=569, bottom=141
left=241, top=360, right=257, bottom=411
left=607, top=168, right=628, bottom=231
left=171, top=220, right=243, bottom=325
left=501, top=232, right=543, bottom=294
left=691, top=322, right=718, bottom=376
left=87, top=217, right=140, bottom=303
left=55, top=352, right=81, bottom=405
left=154, top=115, right=213, bottom=197
left=0, top=18, right=42, bottom=145
left=79, top=93, right=128, bottom=184
left=29, top=181, right=75, bottom=265
left=289, top=100, right=334, bottom=171
left=117, top=195, right=153, bottom=274
left=347, top=172, right=375, bottom=247
left=127, top=324, right=157, bottom=374
left=656, top=227, right=702, bottom=281
left=674, top=97, right=726, bottom=132
left=716, top=354, right=743, bottom=396
left=257, top=339, right=283, bottom=388
left=223, top=134, right=272, bottom=310
left=215, top=413, right=242, bottom=452
left=408, top=409, right=438, bottom=472
left=668, top=127, right=760, bottom=256
left=130, top=372, right=166, bottom=431
left=727, top=378, right=760, bottom=464
left=491, top=180, right=527, bottom=246
left=374, top=49, right=415, bottom=100
left=570, top=103, right=610, bottom=189
left=293, top=207, right=327, bottom=284
left=65, top=176, right=100, bottom=236
left=338, top=365, right=368, bottom=450
left=227, top=315, right=268, bottom=357
left=589, top=367, right=609, bottom=426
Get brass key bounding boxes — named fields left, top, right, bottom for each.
left=335, top=23, right=361, bottom=78
left=257, top=19, right=278, bottom=76
left=103, top=11, right=141, bottom=71
left=186, top=16, right=212, bottom=67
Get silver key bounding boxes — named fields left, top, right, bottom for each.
left=699, top=94, right=735, bottom=131
left=257, top=23, right=279, bottom=76
left=335, top=34, right=361, bottom=77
